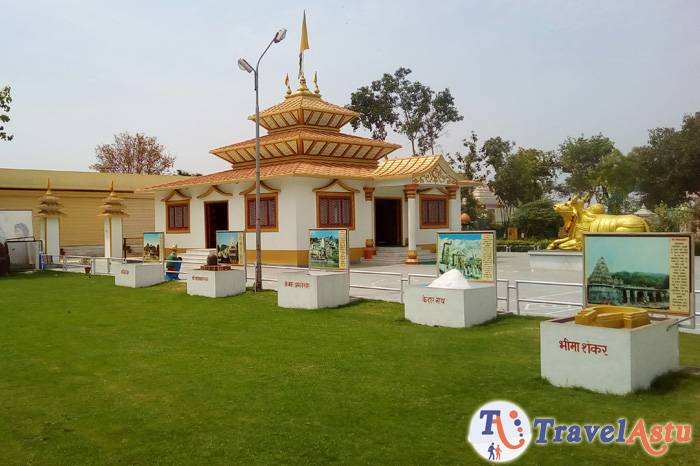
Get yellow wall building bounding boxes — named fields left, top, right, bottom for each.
left=0, top=168, right=189, bottom=253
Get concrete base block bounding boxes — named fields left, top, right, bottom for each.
left=528, top=250, right=582, bottom=271
left=540, top=317, right=679, bottom=395
left=405, top=284, right=497, bottom=328
left=187, top=268, right=246, bottom=298
left=278, top=271, right=350, bottom=309
left=115, top=263, right=164, bottom=288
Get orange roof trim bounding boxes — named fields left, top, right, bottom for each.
left=139, top=155, right=479, bottom=192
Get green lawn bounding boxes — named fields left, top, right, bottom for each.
left=1, top=271, right=699, bottom=465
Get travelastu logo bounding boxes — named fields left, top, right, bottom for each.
left=468, top=400, right=692, bottom=461
left=468, top=401, right=532, bottom=461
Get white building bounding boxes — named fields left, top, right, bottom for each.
left=140, top=76, right=478, bottom=266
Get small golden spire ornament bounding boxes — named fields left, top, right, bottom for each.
left=98, top=181, right=129, bottom=217
left=285, top=74, right=291, bottom=95
left=314, top=72, right=320, bottom=95
left=36, top=179, right=66, bottom=217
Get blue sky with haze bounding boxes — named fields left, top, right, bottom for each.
left=2, top=0, right=699, bottom=176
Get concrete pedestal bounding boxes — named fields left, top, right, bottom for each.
left=278, top=271, right=350, bottom=309
left=528, top=250, right=582, bottom=271
left=115, top=263, right=164, bottom=288
left=187, top=268, right=246, bottom=298
left=405, top=284, right=497, bottom=328
left=540, top=317, right=679, bottom=395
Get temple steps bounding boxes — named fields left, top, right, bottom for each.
left=179, top=248, right=216, bottom=273
left=360, top=246, right=436, bottom=265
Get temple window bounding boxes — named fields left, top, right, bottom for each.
left=166, top=201, right=190, bottom=233
left=246, top=194, right=278, bottom=232
left=420, top=195, right=448, bottom=228
left=317, top=193, right=354, bottom=229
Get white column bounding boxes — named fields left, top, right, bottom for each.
left=104, top=217, right=124, bottom=258
left=42, top=217, right=61, bottom=256
left=404, top=184, right=419, bottom=264
left=447, top=185, right=460, bottom=231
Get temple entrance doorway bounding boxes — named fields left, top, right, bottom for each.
left=375, top=198, right=402, bottom=246
left=205, top=201, right=228, bottom=249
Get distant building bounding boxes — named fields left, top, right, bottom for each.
left=473, top=185, right=505, bottom=224
left=0, top=168, right=189, bottom=254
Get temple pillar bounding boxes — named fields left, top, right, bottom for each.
left=103, top=217, right=124, bottom=258
left=40, top=217, right=61, bottom=256
left=404, top=184, right=419, bottom=265
left=447, top=185, right=460, bottom=231
left=363, top=187, right=376, bottom=259
left=99, top=182, right=129, bottom=258
left=36, top=179, right=66, bottom=257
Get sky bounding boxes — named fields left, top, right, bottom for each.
left=2, top=0, right=700, bottom=177
left=585, top=235, right=669, bottom=275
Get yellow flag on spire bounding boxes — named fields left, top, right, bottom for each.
left=298, top=11, right=309, bottom=79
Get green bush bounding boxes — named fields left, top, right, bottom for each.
left=647, top=202, right=694, bottom=232
left=510, top=198, right=563, bottom=239
left=496, top=239, right=551, bottom=252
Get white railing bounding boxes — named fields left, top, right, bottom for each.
left=511, top=280, right=584, bottom=316
left=34, top=254, right=700, bottom=324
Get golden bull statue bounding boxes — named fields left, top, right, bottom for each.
left=547, top=194, right=650, bottom=250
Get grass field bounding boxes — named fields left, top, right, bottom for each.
left=1, top=271, right=699, bottom=465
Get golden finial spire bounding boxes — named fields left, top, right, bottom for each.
left=314, top=72, right=320, bottom=94
left=285, top=74, right=291, bottom=95
left=296, top=75, right=310, bottom=93
left=99, top=182, right=129, bottom=218
left=36, top=178, right=66, bottom=217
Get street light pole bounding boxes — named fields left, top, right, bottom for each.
left=238, top=28, right=286, bottom=292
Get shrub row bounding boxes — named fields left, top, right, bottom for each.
left=497, top=239, right=700, bottom=255
left=496, top=239, right=552, bottom=252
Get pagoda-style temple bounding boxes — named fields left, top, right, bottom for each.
left=140, top=69, right=478, bottom=266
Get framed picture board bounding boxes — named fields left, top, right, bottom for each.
left=0, top=209, right=34, bottom=241
left=142, top=232, right=164, bottom=262
left=309, top=229, right=348, bottom=271
left=216, top=230, right=245, bottom=266
left=437, top=230, right=496, bottom=282
left=583, top=232, right=694, bottom=316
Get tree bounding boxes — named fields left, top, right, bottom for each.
left=557, top=133, right=616, bottom=201
left=591, top=149, right=638, bottom=214
left=490, top=147, right=558, bottom=227
left=646, top=202, right=696, bottom=232
left=176, top=169, right=202, bottom=177
left=90, top=132, right=175, bottom=174
left=347, top=68, right=462, bottom=155
left=446, top=131, right=481, bottom=221
left=631, top=111, right=700, bottom=206
left=418, top=88, right=464, bottom=155
left=510, top=198, right=564, bottom=239
left=480, top=136, right=515, bottom=174
left=0, top=85, right=13, bottom=141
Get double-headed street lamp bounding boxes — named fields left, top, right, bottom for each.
left=238, top=28, right=287, bottom=292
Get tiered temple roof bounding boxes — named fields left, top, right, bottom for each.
left=209, top=76, right=401, bottom=167
left=141, top=75, right=478, bottom=192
